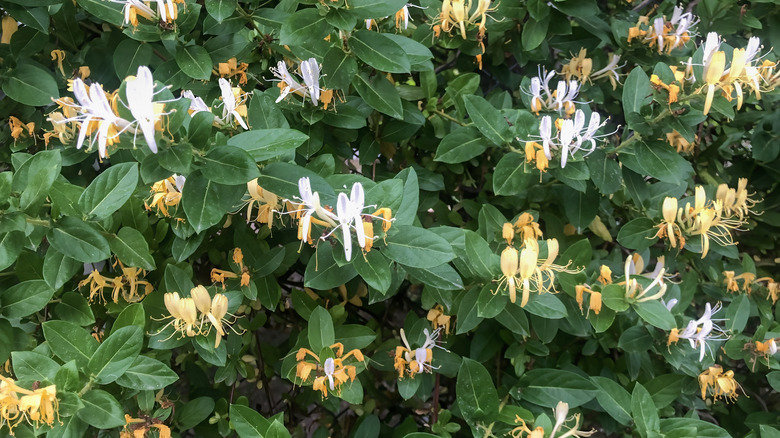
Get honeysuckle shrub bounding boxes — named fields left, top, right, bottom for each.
left=0, top=0, right=779, bottom=436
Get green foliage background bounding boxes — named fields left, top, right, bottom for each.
left=0, top=0, right=779, bottom=437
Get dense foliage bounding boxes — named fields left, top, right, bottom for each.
left=0, top=0, right=779, bottom=437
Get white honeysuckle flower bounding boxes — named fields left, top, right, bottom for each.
left=299, top=58, right=321, bottom=106
left=58, top=78, right=125, bottom=158
left=677, top=302, right=729, bottom=361
left=323, top=357, right=336, bottom=390
left=550, top=401, right=569, bottom=438
left=181, top=90, right=211, bottom=115
left=539, top=115, right=553, bottom=159
left=701, top=32, right=723, bottom=74
left=522, top=109, right=612, bottom=168
left=663, top=298, right=679, bottom=311
left=114, top=0, right=155, bottom=26
left=218, top=78, right=248, bottom=130
left=269, top=60, right=306, bottom=103
left=124, top=66, right=163, bottom=153
left=287, top=177, right=337, bottom=246
left=333, top=182, right=367, bottom=261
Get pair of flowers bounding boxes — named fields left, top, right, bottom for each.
left=628, top=5, right=698, bottom=55
left=0, top=376, right=59, bottom=434
left=291, top=178, right=393, bottom=262
left=54, top=66, right=169, bottom=159
left=295, top=343, right=364, bottom=398
left=269, top=58, right=334, bottom=109
left=157, top=286, right=239, bottom=348
left=181, top=78, right=249, bottom=130
left=522, top=109, right=612, bottom=171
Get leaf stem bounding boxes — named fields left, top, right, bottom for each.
left=432, top=110, right=468, bottom=127
left=25, top=216, right=51, bottom=228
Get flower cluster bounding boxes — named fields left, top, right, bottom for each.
left=525, top=69, right=582, bottom=117
left=269, top=58, right=334, bottom=109
left=78, top=260, right=154, bottom=304
left=560, top=48, right=625, bottom=90
left=155, top=286, right=240, bottom=348
left=52, top=65, right=171, bottom=159
left=114, top=0, right=183, bottom=28
left=295, top=343, right=364, bottom=398
left=215, top=57, right=249, bottom=86
left=435, top=0, right=495, bottom=40
left=575, top=265, right=613, bottom=316
left=243, top=179, right=282, bottom=228
left=696, top=32, right=776, bottom=115
left=511, top=401, right=594, bottom=438
left=211, top=248, right=251, bottom=289
left=394, top=328, right=443, bottom=379
left=698, top=365, right=741, bottom=402
left=145, top=174, right=185, bottom=218
left=627, top=6, right=698, bottom=54
left=287, top=178, right=393, bottom=261
left=182, top=78, right=249, bottom=130
left=655, top=181, right=757, bottom=258
left=120, top=414, right=171, bottom=438
left=667, top=302, right=729, bottom=362
left=496, top=237, right=575, bottom=307
left=426, top=304, right=452, bottom=335
left=523, top=109, right=611, bottom=172
left=0, top=375, right=59, bottom=434
left=622, top=253, right=667, bottom=303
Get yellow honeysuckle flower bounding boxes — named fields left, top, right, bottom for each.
left=1, top=16, right=18, bottom=45
left=244, top=179, right=281, bottom=227
left=0, top=375, right=61, bottom=433
left=495, top=238, right=576, bottom=307
left=8, top=116, right=35, bottom=144
left=698, top=365, right=741, bottom=402
left=154, top=287, right=241, bottom=348
left=665, top=129, right=695, bottom=154
left=702, top=50, right=726, bottom=115
left=597, top=265, right=612, bottom=285
left=295, top=343, right=364, bottom=398
left=426, top=304, right=452, bottom=335
left=575, top=284, right=601, bottom=316
left=394, top=328, right=443, bottom=379
left=215, top=57, right=249, bottom=85
left=655, top=196, right=685, bottom=250
left=145, top=174, right=185, bottom=218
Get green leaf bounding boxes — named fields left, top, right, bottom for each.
left=227, top=129, right=309, bottom=162
left=767, top=371, right=780, bottom=392
left=115, top=355, right=179, bottom=390
left=516, top=369, right=597, bottom=408
left=176, top=397, right=215, bottom=430
left=113, top=39, right=153, bottom=79
left=477, top=283, right=508, bottom=318
left=78, top=390, right=125, bottom=429
left=591, top=376, right=632, bottom=425
left=111, top=303, right=146, bottom=334
left=349, top=30, right=410, bottom=73
left=523, top=293, right=568, bottom=319
left=521, top=17, right=549, bottom=51
left=495, top=305, right=530, bottom=336
left=659, top=419, right=730, bottom=438
left=193, top=334, right=227, bottom=366
left=176, top=44, right=213, bottom=80
left=463, top=95, right=512, bottom=146
left=49, top=414, right=89, bottom=438
left=562, top=185, right=599, bottom=230
left=52, top=292, right=95, bottom=326
left=349, top=0, right=407, bottom=19
left=353, top=250, right=393, bottom=293
left=587, top=149, right=622, bottom=195
left=12, top=351, right=60, bottom=383
left=109, top=227, right=155, bottom=270
left=88, top=326, right=143, bottom=384
left=0, top=231, right=25, bottom=272
left=308, top=306, right=336, bottom=353
left=456, top=358, right=499, bottom=423
left=335, top=325, right=376, bottom=351
left=76, top=0, right=124, bottom=25
left=1, top=280, right=55, bottom=318
left=304, top=244, right=358, bottom=289
left=398, top=376, right=421, bottom=400
left=201, top=146, right=261, bottom=185
left=78, top=162, right=139, bottom=220
left=618, top=325, right=652, bottom=352
left=43, top=248, right=82, bottom=290
left=19, top=150, right=61, bottom=211
left=406, top=264, right=463, bottom=291
left=230, top=404, right=272, bottom=438
left=384, top=225, right=454, bottom=269
left=623, top=67, right=652, bottom=115
left=352, top=72, right=403, bottom=119
left=322, top=47, right=358, bottom=90
left=456, top=287, right=483, bottom=334
left=279, top=9, right=329, bottom=46
left=48, top=217, right=111, bottom=263
left=43, top=320, right=99, bottom=368
left=2, top=63, right=60, bottom=106
left=434, top=126, right=487, bottom=164
left=617, top=217, right=657, bottom=250
left=645, top=374, right=685, bottom=409
left=493, top=153, right=531, bottom=196
left=247, top=91, right=290, bottom=129
left=632, top=300, right=675, bottom=330
left=619, top=141, right=694, bottom=184
left=632, top=383, right=660, bottom=438
left=182, top=171, right=247, bottom=233
left=726, top=294, right=750, bottom=333
left=205, top=0, right=236, bottom=22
